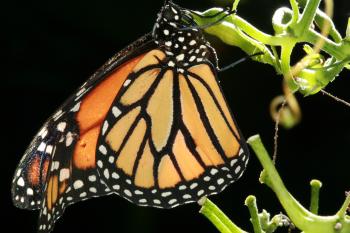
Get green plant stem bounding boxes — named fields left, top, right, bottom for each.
left=310, top=180, right=322, bottom=214
left=337, top=194, right=350, bottom=217
left=289, top=0, right=300, bottom=26
left=247, top=135, right=350, bottom=233
left=297, top=0, right=342, bottom=42
left=280, top=42, right=297, bottom=90
left=193, top=3, right=350, bottom=65
left=245, top=196, right=263, bottom=233
left=199, top=198, right=247, bottom=233
left=303, top=29, right=347, bottom=59
left=228, top=15, right=285, bottom=46
left=293, top=0, right=321, bottom=37
left=247, top=135, right=312, bottom=229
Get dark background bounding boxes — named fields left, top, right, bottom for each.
left=3, top=0, right=350, bottom=232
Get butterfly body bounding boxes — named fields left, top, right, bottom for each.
left=12, top=2, right=249, bottom=232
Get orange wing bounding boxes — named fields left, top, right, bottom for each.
left=36, top=55, right=146, bottom=232
left=96, top=49, right=249, bottom=208
left=12, top=46, right=151, bottom=233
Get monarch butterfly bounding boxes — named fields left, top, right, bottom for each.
left=12, top=1, right=249, bottom=232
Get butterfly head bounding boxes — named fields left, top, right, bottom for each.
left=152, top=2, right=210, bottom=69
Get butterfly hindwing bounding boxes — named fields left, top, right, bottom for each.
left=12, top=124, right=53, bottom=210
left=36, top=118, right=112, bottom=232
left=11, top=33, right=156, bottom=233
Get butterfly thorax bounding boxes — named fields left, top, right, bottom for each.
left=152, top=3, right=210, bottom=72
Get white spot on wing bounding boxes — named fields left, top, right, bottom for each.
left=153, top=199, right=161, bottom=204
left=190, top=183, right=198, bottom=189
left=235, top=166, right=241, bottom=174
left=17, top=177, right=25, bottom=187
left=168, top=61, right=175, bottom=67
left=73, top=180, right=84, bottom=189
left=217, top=178, right=224, bottom=185
left=112, top=106, right=121, bottom=118
left=197, top=190, right=204, bottom=196
left=168, top=199, right=177, bottom=205
left=230, top=159, right=238, bottom=167
left=88, top=175, right=96, bottom=182
left=16, top=169, right=22, bottom=177
left=210, top=168, right=218, bottom=175
left=123, top=79, right=131, bottom=87
left=189, top=40, right=196, bottom=46
left=71, top=102, right=81, bottom=112
left=80, top=192, right=87, bottom=198
left=99, top=145, right=107, bottom=155
left=176, top=54, right=185, bottom=61
left=161, top=192, right=172, bottom=197
left=65, top=132, right=74, bottom=147
left=124, top=189, right=132, bottom=197
left=135, top=190, right=143, bottom=195
left=57, top=122, right=67, bottom=132
left=37, top=142, right=46, bottom=152
left=89, top=187, right=97, bottom=193
left=45, top=145, right=53, bottom=155
left=53, top=110, right=63, bottom=121
left=27, top=188, right=34, bottom=195
left=76, top=88, right=86, bottom=97
left=112, top=172, right=119, bottom=179
left=102, top=121, right=109, bottom=135
left=204, top=176, right=211, bottom=182
left=103, top=169, right=110, bottom=179
left=59, top=168, right=70, bottom=182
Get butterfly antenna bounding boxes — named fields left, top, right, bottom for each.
left=178, top=7, right=236, bottom=31
left=189, top=7, right=232, bottom=19
left=218, top=52, right=264, bottom=72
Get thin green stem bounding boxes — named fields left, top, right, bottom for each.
left=337, top=194, right=350, bottom=218
left=280, top=42, right=298, bottom=90
left=228, top=15, right=286, bottom=46
left=245, top=196, right=263, bottom=233
left=294, top=0, right=321, bottom=36
left=289, top=0, right=300, bottom=26
left=199, top=198, right=247, bottom=233
left=314, top=10, right=342, bottom=43
left=303, top=29, right=348, bottom=59
left=247, top=136, right=311, bottom=228
left=297, top=0, right=342, bottom=42
left=247, top=135, right=341, bottom=233
left=310, top=180, right=322, bottom=214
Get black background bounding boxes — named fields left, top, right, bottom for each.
left=3, top=0, right=350, bottom=232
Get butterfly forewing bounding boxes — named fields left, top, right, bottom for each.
left=96, top=49, right=249, bottom=208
